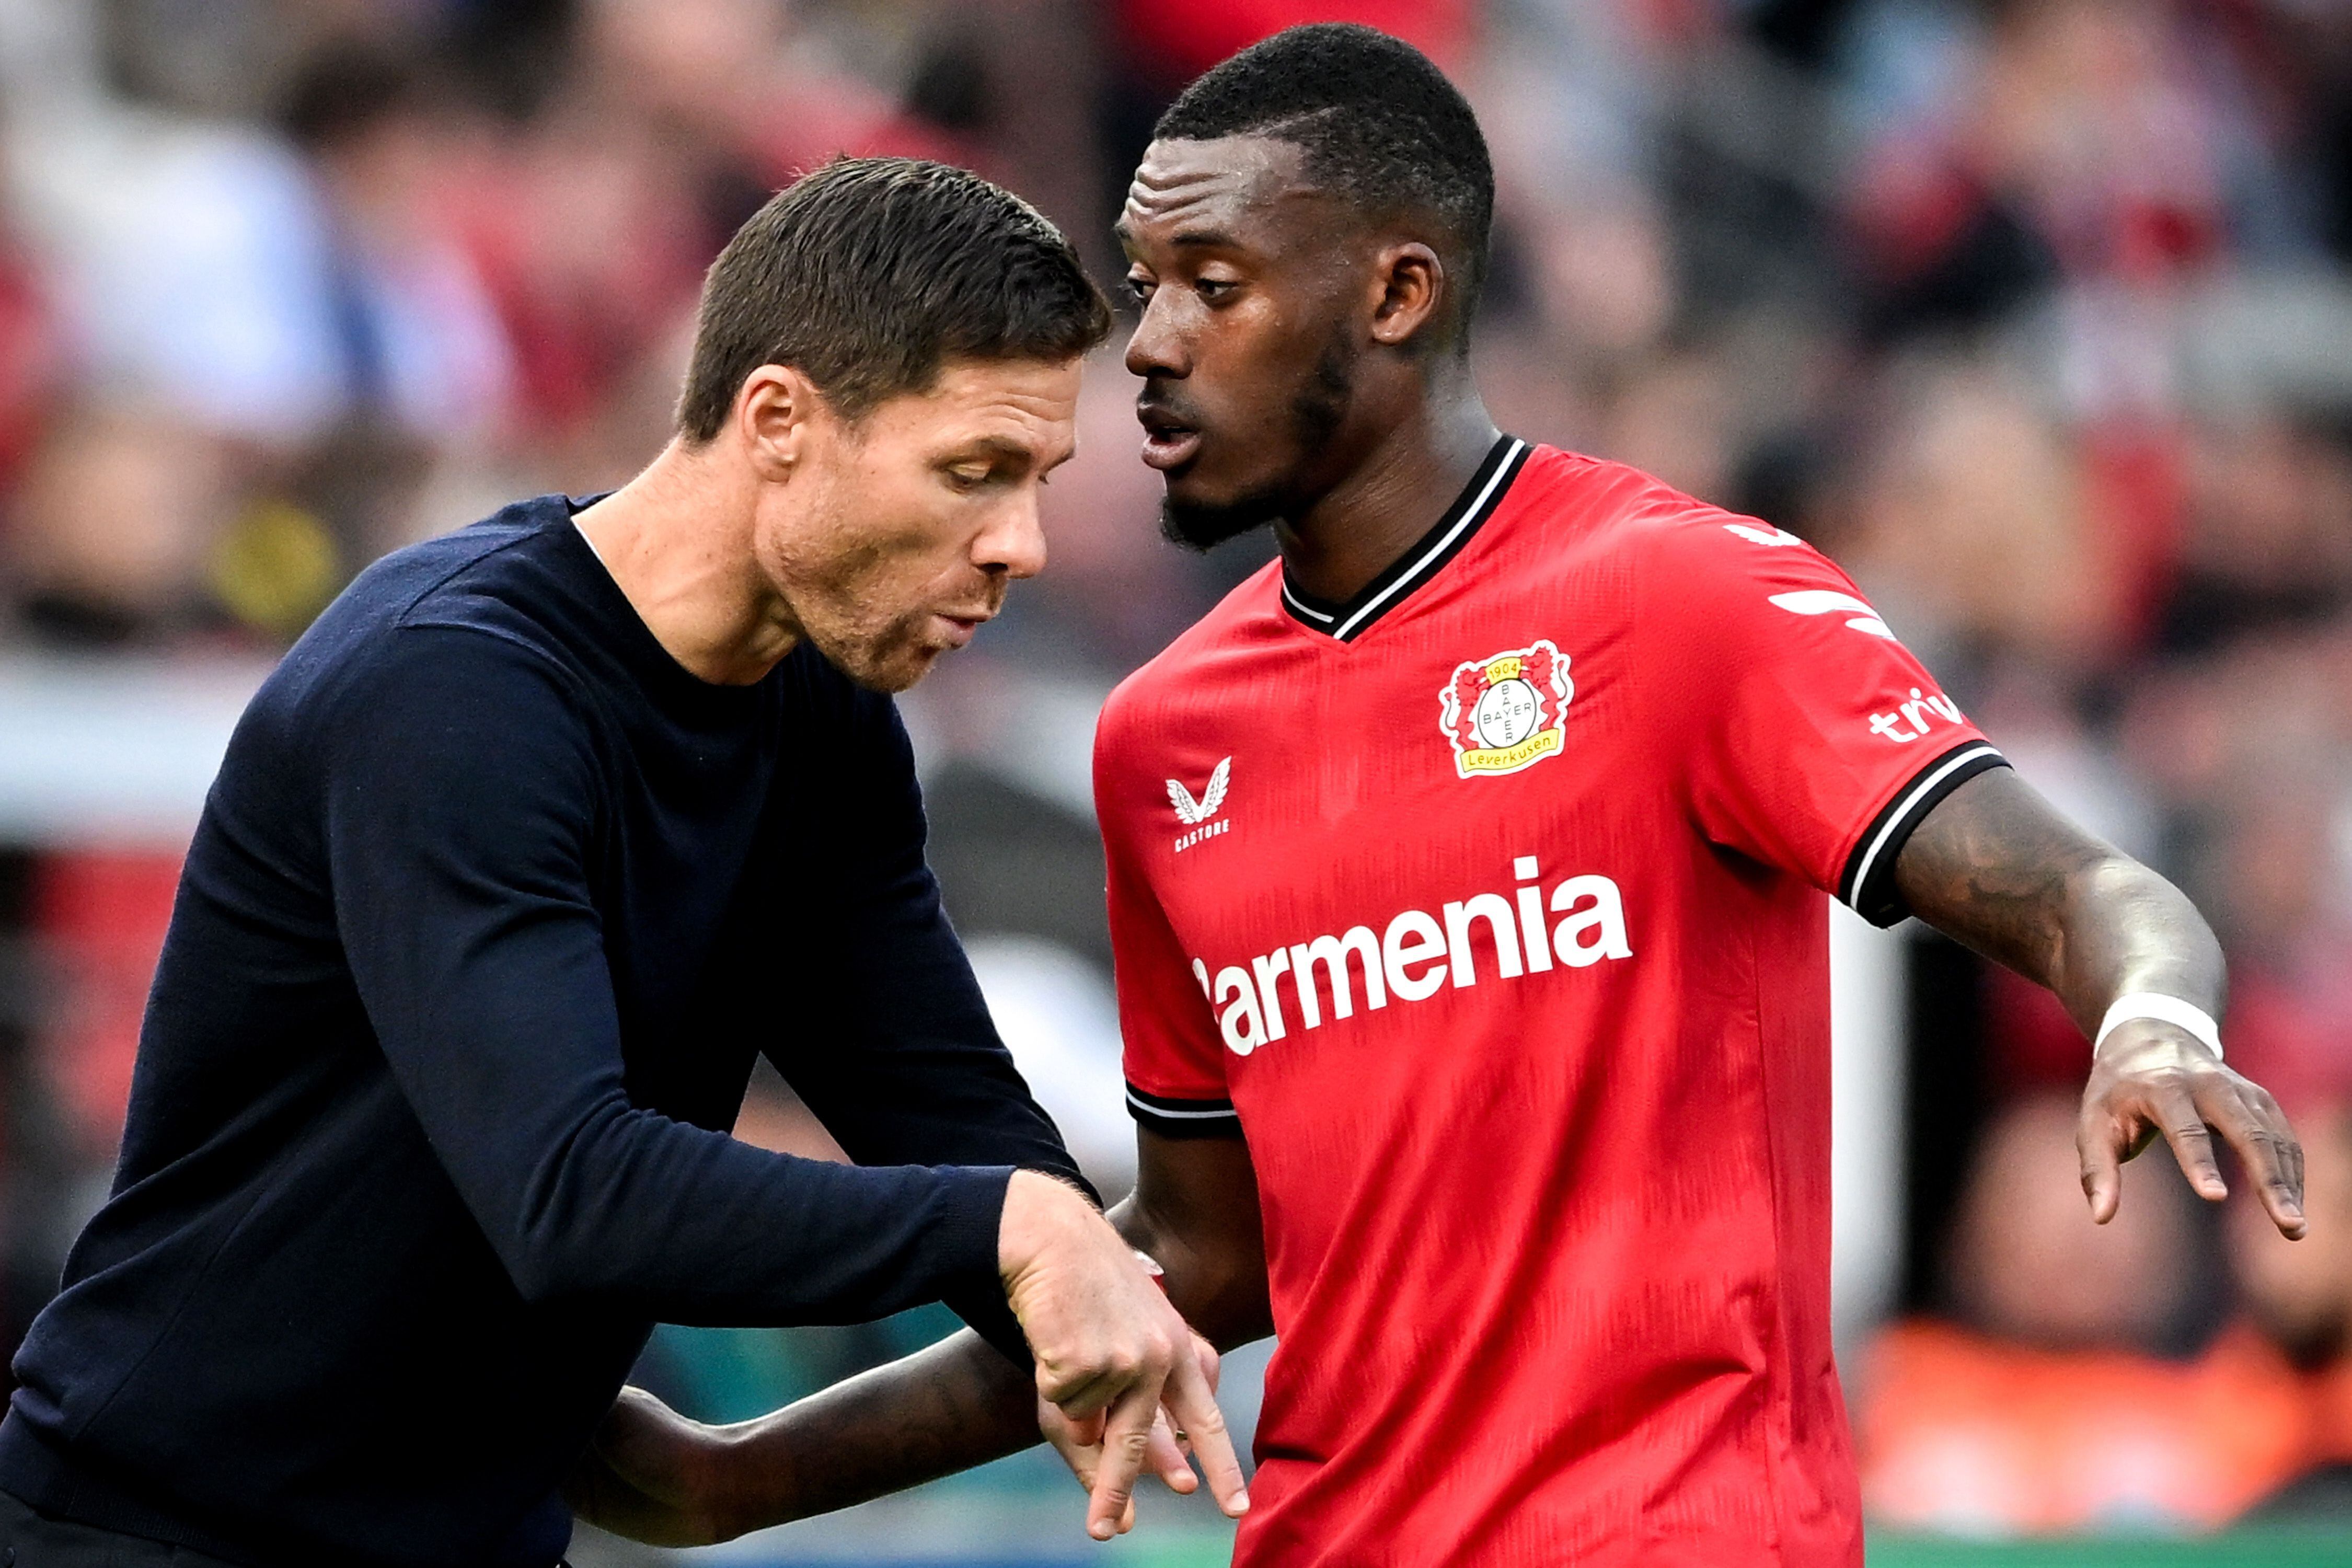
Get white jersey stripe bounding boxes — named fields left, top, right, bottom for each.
left=1125, top=1089, right=1240, bottom=1121
left=1843, top=742, right=2003, bottom=910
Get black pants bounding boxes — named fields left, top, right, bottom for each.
left=0, top=1491, right=248, bottom=1568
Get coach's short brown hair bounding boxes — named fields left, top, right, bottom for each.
left=676, top=157, right=1111, bottom=440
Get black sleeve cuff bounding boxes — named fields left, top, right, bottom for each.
left=939, top=1161, right=1101, bottom=1367
left=1126, top=1083, right=1243, bottom=1140
left=943, top=1280, right=1031, bottom=1366
left=1838, top=742, right=2010, bottom=927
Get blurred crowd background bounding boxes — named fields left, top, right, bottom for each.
left=1, top=0, right=2351, bottom=1556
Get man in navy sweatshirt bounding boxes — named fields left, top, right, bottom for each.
left=0, top=157, right=1245, bottom=1567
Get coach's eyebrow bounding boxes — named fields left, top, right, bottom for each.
left=961, top=435, right=1041, bottom=465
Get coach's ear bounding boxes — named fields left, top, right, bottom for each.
left=734, top=364, right=823, bottom=483
left=1367, top=241, right=1444, bottom=350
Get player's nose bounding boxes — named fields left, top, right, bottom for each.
left=1125, top=294, right=1189, bottom=382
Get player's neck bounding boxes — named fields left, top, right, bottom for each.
left=1275, top=388, right=1500, bottom=606
left=572, top=439, right=802, bottom=687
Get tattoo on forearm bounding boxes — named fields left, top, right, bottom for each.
left=1893, top=770, right=2222, bottom=1032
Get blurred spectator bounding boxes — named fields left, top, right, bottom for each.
left=26, top=851, right=178, bottom=1164
left=1841, top=358, right=2122, bottom=669
left=2158, top=411, right=2352, bottom=655
left=2235, top=1107, right=2352, bottom=1520
left=3, top=407, right=229, bottom=646
left=279, top=43, right=515, bottom=449
left=1858, top=1093, right=2306, bottom=1535
left=0, top=209, right=57, bottom=491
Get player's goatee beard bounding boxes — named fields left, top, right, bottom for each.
left=1159, top=490, right=1285, bottom=551
left=1159, top=338, right=1354, bottom=554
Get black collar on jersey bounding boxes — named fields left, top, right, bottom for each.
left=1278, top=434, right=1532, bottom=642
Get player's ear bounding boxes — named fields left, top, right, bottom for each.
left=735, top=364, right=821, bottom=483
left=1368, top=242, right=1444, bottom=349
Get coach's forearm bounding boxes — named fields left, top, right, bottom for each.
left=691, top=1330, right=1039, bottom=1537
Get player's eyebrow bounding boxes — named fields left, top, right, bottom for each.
left=1113, top=218, right=1241, bottom=253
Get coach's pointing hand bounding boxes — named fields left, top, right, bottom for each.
left=999, top=1170, right=1249, bottom=1539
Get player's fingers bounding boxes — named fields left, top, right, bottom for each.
left=1037, top=1363, right=1122, bottom=1423
left=2150, top=1082, right=2227, bottom=1201
left=1086, top=1382, right=1162, bottom=1543
left=2206, top=1079, right=2307, bottom=1237
left=2246, top=1080, right=2305, bottom=1208
left=1162, top=1349, right=1249, bottom=1519
left=1039, top=1401, right=1100, bottom=1492
left=1145, top=1408, right=1199, bottom=1495
left=1048, top=1402, right=1106, bottom=1451
left=1054, top=1433, right=1098, bottom=1492
left=2078, top=1102, right=2126, bottom=1225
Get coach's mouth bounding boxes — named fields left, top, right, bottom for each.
left=1138, top=407, right=1203, bottom=472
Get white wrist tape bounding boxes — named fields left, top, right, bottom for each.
left=2093, top=993, right=2223, bottom=1060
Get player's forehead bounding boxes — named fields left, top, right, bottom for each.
left=1117, top=135, right=1320, bottom=256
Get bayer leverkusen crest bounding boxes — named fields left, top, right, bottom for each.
left=1438, top=639, right=1574, bottom=779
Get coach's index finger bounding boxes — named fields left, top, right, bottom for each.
left=1162, top=1343, right=1249, bottom=1520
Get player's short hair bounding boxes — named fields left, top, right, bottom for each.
left=677, top=157, right=1111, bottom=440
left=1154, top=24, right=1494, bottom=350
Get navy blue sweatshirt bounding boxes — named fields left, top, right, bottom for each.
left=0, top=496, right=1084, bottom=1567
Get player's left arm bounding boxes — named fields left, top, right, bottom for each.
left=1894, top=766, right=2307, bottom=1238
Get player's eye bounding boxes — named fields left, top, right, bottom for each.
left=1126, top=274, right=1156, bottom=304
left=1195, top=276, right=1238, bottom=303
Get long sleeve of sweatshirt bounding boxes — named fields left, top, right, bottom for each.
left=323, top=625, right=1012, bottom=1324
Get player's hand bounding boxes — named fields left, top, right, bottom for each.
left=999, top=1171, right=1249, bottom=1539
left=562, top=1386, right=742, bottom=1546
left=2080, top=1020, right=2305, bottom=1238
left=1037, top=1333, right=1223, bottom=1534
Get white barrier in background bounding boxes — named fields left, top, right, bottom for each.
left=0, top=658, right=1913, bottom=1346
left=0, top=653, right=271, bottom=848
left=1831, top=903, right=1907, bottom=1342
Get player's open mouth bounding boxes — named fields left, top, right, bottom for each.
left=1138, top=410, right=1203, bottom=471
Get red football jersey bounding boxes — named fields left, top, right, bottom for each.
left=1098, top=439, right=2006, bottom=1567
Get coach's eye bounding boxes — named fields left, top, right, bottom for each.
left=945, top=465, right=991, bottom=492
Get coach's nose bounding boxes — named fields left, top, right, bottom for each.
left=977, top=488, right=1048, bottom=583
